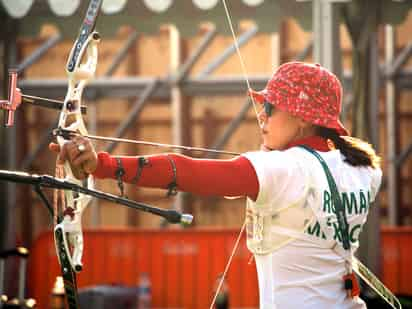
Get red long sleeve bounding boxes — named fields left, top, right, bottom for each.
left=93, top=152, right=259, bottom=200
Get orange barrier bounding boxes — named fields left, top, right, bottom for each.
left=28, top=227, right=412, bottom=308
left=381, top=226, right=412, bottom=295
left=28, top=228, right=258, bottom=308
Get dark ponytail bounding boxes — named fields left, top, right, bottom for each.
left=316, top=127, right=381, bottom=169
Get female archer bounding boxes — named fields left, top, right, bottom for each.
left=50, top=62, right=382, bottom=308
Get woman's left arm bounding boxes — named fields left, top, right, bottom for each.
left=93, top=152, right=259, bottom=200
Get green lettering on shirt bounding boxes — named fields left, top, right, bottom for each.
left=308, top=189, right=372, bottom=242
left=350, top=224, right=362, bottom=243
left=332, top=222, right=342, bottom=242
left=306, top=221, right=326, bottom=239
left=323, top=190, right=331, bottom=213
left=307, top=221, right=321, bottom=237
left=342, top=192, right=358, bottom=215
left=359, top=190, right=368, bottom=214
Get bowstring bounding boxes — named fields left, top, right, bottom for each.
left=210, top=1, right=262, bottom=308
left=209, top=221, right=246, bottom=309
left=221, top=0, right=262, bottom=128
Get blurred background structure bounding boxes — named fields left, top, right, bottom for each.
left=1, top=0, right=412, bottom=308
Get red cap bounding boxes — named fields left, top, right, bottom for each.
left=249, top=62, right=348, bottom=136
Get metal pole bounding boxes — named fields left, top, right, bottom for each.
left=395, top=141, right=412, bottom=167
left=0, top=18, right=18, bottom=297
left=385, top=25, right=399, bottom=225
left=208, top=99, right=251, bottom=158
left=369, top=31, right=380, bottom=154
left=296, top=40, right=314, bottom=62
left=171, top=26, right=217, bottom=85
left=0, top=259, right=4, bottom=298
left=5, top=22, right=18, bottom=254
left=16, top=34, right=62, bottom=73
left=197, top=26, right=258, bottom=78
left=17, top=259, right=26, bottom=300
left=104, top=79, right=160, bottom=153
left=385, top=41, right=412, bottom=79
left=104, top=31, right=138, bottom=77
left=170, top=25, right=184, bottom=214
left=15, top=69, right=412, bottom=98
left=362, top=28, right=381, bottom=274
left=312, top=0, right=345, bottom=78
left=17, top=76, right=269, bottom=99
left=313, top=0, right=323, bottom=63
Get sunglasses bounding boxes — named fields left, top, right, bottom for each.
left=263, top=101, right=274, bottom=117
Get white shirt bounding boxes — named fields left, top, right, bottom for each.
left=243, top=147, right=382, bottom=309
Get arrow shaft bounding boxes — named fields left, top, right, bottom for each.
left=87, top=133, right=241, bottom=156
left=56, top=129, right=240, bottom=156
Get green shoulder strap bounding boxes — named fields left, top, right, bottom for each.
left=299, top=145, right=351, bottom=250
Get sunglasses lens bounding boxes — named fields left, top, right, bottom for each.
left=264, top=102, right=273, bottom=116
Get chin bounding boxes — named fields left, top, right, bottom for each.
left=261, top=144, right=274, bottom=152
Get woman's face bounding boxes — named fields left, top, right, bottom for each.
left=258, top=102, right=304, bottom=151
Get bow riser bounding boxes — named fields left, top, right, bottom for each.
left=54, top=1, right=102, bottom=290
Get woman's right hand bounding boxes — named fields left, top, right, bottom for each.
left=49, top=136, right=98, bottom=180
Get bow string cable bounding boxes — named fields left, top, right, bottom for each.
left=209, top=1, right=262, bottom=308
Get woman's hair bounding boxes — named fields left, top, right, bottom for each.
left=316, top=126, right=381, bottom=169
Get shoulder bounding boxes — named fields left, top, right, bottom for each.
left=242, top=147, right=318, bottom=182
left=242, top=148, right=310, bottom=204
left=243, top=147, right=305, bottom=167
left=364, top=165, right=383, bottom=199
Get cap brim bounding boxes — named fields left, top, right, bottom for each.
left=334, top=119, right=349, bottom=136
left=248, top=89, right=266, bottom=104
